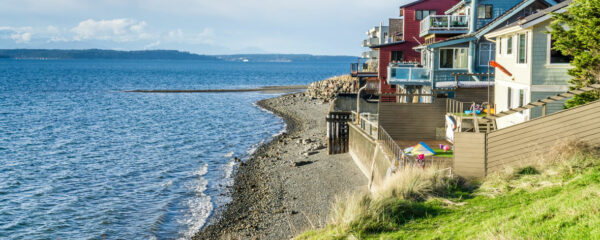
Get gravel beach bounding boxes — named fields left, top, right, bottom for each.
left=194, top=92, right=367, bottom=239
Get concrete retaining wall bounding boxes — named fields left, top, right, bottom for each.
left=349, top=123, right=394, bottom=188
left=349, top=123, right=377, bottom=179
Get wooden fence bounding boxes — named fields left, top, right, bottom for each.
left=378, top=99, right=447, bottom=140
left=326, top=111, right=352, bottom=154
left=453, top=100, right=600, bottom=178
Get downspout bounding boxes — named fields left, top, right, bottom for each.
left=468, top=0, right=479, bottom=78
left=356, top=85, right=367, bottom=124
left=469, top=0, right=478, bottom=34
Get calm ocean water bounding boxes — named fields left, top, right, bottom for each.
left=0, top=59, right=348, bottom=239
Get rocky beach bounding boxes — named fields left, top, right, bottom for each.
left=195, top=89, right=367, bottom=239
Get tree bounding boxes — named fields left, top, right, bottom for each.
left=550, top=0, right=600, bottom=108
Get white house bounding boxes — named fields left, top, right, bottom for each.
left=484, top=0, right=573, bottom=129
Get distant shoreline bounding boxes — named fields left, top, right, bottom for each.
left=124, top=85, right=308, bottom=93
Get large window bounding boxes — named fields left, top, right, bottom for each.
left=440, top=48, right=468, bottom=69
left=391, top=51, right=403, bottom=62
left=416, top=10, right=436, bottom=20
left=518, top=33, right=527, bottom=64
left=507, top=36, right=513, bottom=54
left=478, top=5, right=493, bottom=19
left=479, top=43, right=495, bottom=66
left=548, top=35, right=573, bottom=64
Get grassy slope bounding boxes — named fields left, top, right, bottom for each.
left=299, top=150, right=600, bottom=240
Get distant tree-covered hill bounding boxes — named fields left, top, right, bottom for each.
left=0, top=49, right=219, bottom=60
left=216, top=54, right=358, bottom=62
left=0, top=49, right=359, bottom=62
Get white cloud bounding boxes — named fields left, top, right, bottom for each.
left=144, top=40, right=161, bottom=49
left=0, top=26, right=34, bottom=43
left=71, top=18, right=150, bottom=42
left=165, top=28, right=215, bottom=45
left=10, top=32, right=32, bottom=43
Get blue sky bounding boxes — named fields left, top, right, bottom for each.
left=0, top=0, right=412, bottom=55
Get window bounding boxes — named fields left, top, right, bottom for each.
left=478, top=5, right=493, bottom=19
left=391, top=51, right=403, bottom=62
left=519, top=89, right=525, bottom=106
left=479, top=43, right=495, bottom=66
left=507, top=87, right=512, bottom=108
left=507, top=36, right=513, bottom=54
left=498, top=37, right=502, bottom=55
left=548, top=35, right=573, bottom=64
left=416, top=10, right=436, bottom=20
left=518, top=33, right=527, bottom=64
left=439, top=48, right=468, bottom=69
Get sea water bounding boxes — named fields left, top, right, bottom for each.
left=0, top=59, right=348, bottom=239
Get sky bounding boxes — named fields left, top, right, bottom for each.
left=0, top=0, right=414, bottom=55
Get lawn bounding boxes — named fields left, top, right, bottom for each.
left=433, top=149, right=453, bottom=158
left=298, top=145, right=600, bottom=240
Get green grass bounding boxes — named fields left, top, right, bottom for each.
left=298, top=142, right=600, bottom=240
left=433, top=149, right=453, bottom=158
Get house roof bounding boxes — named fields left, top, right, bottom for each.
left=491, top=0, right=571, bottom=32
left=423, top=0, right=554, bottom=48
left=399, top=0, right=426, bottom=9
left=445, top=0, right=466, bottom=15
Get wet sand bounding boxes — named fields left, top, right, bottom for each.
left=194, top=92, right=367, bottom=239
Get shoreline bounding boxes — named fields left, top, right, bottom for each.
left=124, top=85, right=308, bottom=93
left=194, top=92, right=367, bottom=239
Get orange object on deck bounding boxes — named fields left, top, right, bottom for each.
left=490, top=60, right=513, bottom=77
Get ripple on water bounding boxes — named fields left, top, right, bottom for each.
left=0, top=59, right=343, bottom=239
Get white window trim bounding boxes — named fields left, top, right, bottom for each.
left=516, top=32, right=529, bottom=65
left=438, top=47, right=469, bottom=70
left=506, top=35, right=513, bottom=55
left=498, top=37, right=502, bottom=56
left=479, top=42, right=495, bottom=67
left=546, top=33, right=572, bottom=67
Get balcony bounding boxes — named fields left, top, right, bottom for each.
left=362, top=38, right=380, bottom=47
left=419, top=15, right=469, bottom=37
left=361, top=50, right=379, bottom=59
left=388, top=65, right=431, bottom=86
left=351, top=59, right=378, bottom=77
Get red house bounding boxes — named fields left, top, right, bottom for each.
left=371, top=0, right=459, bottom=101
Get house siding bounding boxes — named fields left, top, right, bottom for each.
left=530, top=91, right=567, bottom=119
left=531, top=22, right=572, bottom=86
left=379, top=0, right=459, bottom=95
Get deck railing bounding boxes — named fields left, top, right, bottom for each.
left=377, top=126, right=415, bottom=169
left=351, top=112, right=378, bottom=138
left=420, top=15, right=469, bottom=36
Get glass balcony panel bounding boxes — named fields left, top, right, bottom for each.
left=410, top=68, right=430, bottom=82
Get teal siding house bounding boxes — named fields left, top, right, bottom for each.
left=406, top=0, right=559, bottom=90
left=484, top=0, right=572, bottom=128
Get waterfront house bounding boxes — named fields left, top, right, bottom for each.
left=367, top=0, right=460, bottom=102
left=484, top=0, right=572, bottom=129
left=351, top=23, right=389, bottom=95
left=398, top=0, right=560, bottom=97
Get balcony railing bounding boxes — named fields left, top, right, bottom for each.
left=420, top=15, right=469, bottom=37
left=351, top=112, right=378, bottom=139
left=388, top=65, right=431, bottom=86
left=351, top=59, right=378, bottom=76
